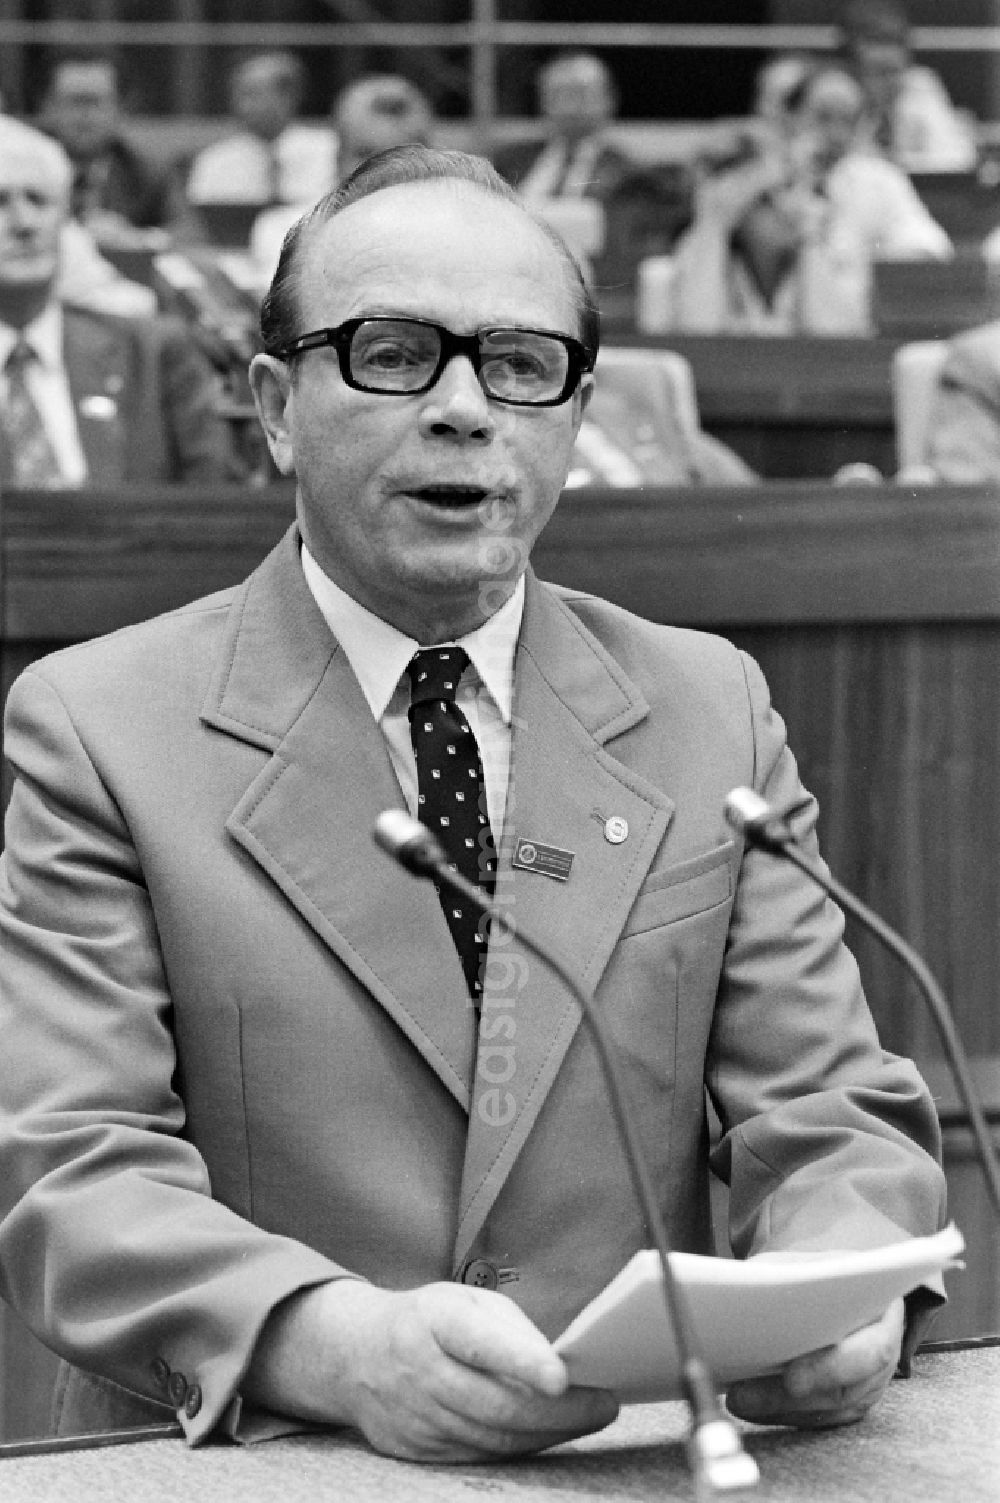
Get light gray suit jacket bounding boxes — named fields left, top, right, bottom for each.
left=0, top=524, right=945, bottom=1441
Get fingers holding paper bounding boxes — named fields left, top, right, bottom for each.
left=247, top=1278, right=620, bottom=1462
left=725, top=1297, right=906, bottom=1428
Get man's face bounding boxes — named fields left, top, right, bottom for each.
left=45, top=61, right=119, bottom=160
left=0, top=141, right=66, bottom=303
left=800, top=71, right=865, bottom=172
left=233, top=61, right=297, bottom=142
left=540, top=60, right=613, bottom=140
left=251, top=182, right=592, bottom=641
left=855, top=40, right=908, bottom=112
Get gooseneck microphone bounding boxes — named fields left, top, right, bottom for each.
left=374, top=810, right=760, bottom=1498
left=724, top=787, right=1000, bottom=1218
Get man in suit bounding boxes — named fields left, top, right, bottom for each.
left=0, top=146, right=945, bottom=1461
left=493, top=52, right=691, bottom=293
left=494, top=51, right=630, bottom=204
left=186, top=50, right=335, bottom=212
left=249, top=73, right=436, bottom=294
left=0, top=115, right=244, bottom=486
left=39, top=52, right=177, bottom=238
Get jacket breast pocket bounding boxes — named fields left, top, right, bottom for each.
left=622, top=842, right=735, bottom=937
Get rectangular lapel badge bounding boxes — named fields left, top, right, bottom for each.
left=512, top=836, right=575, bottom=882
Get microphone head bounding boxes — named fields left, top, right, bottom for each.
left=372, top=809, right=445, bottom=877
left=723, top=787, right=772, bottom=833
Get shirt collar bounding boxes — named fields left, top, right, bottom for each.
left=0, top=303, right=64, bottom=373
left=300, top=543, right=523, bottom=725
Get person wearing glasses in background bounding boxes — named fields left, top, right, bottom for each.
left=668, top=60, right=950, bottom=335
left=0, top=146, right=946, bottom=1461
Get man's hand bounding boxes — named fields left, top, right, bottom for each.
left=245, top=1278, right=619, bottom=1462
left=725, top=1297, right=905, bottom=1429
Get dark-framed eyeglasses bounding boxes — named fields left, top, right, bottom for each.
left=273, top=315, right=596, bottom=407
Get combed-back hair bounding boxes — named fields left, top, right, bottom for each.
left=259, top=144, right=600, bottom=366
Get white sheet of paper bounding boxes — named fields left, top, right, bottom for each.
left=554, top=1223, right=965, bottom=1401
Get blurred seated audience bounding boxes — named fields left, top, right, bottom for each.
left=567, top=348, right=757, bottom=488
left=924, top=320, right=1000, bottom=483
left=838, top=0, right=976, bottom=172
left=493, top=51, right=691, bottom=285
left=494, top=51, right=629, bottom=205
left=186, top=50, right=336, bottom=211
left=39, top=52, right=178, bottom=245
left=0, top=117, right=245, bottom=488
left=666, top=61, right=951, bottom=335
left=249, top=74, right=436, bottom=288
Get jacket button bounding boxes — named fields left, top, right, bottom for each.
left=149, top=1356, right=170, bottom=1389
left=184, top=1384, right=203, bottom=1419
left=460, top=1258, right=500, bottom=1290
left=167, top=1371, right=189, bottom=1407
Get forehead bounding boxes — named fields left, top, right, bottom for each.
left=805, top=71, right=863, bottom=114
left=543, top=60, right=607, bottom=98
left=237, top=59, right=292, bottom=94
left=0, top=139, right=67, bottom=196
left=52, top=61, right=116, bottom=99
left=300, top=182, right=579, bottom=334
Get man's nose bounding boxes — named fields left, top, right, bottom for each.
left=8, top=196, right=43, bottom=231
left=417, top=355, right=496, bottom=441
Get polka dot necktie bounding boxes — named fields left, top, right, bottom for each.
left=406, top=646, right=497, bottom=1000
left=1, top=341, right=63, bottom=489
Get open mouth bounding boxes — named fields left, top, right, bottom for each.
left=407, top=485, right=491, bottom=508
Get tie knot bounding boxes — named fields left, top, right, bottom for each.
left=407, top=646, right=470, bottom=707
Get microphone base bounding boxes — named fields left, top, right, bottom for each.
left=688, top=1418, right=761, bottom=1498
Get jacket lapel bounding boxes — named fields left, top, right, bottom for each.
left=453, top=574, right=674, bottom=1266
left=203, top=527, right=478, bottom=1108
left=63, top=310, right=128, bottom=484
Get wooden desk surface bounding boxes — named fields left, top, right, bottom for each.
left=0, top=1347, right=996, bottom=1503
left=596, top=335, right=904, bottom=478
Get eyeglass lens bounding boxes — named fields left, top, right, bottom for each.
left=349, top=320, right=571, bottom=403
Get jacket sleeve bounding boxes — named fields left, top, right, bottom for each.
left=706, top=651, right=948, bottom=1347
left=0, top=668, right=355, bottom=1442
left=155, top=315, right=249, bottom=485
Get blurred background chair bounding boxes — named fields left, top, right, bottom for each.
left=569, top=345, right=756, bottom=488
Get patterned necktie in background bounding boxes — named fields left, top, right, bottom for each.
left=1, top=341, right=63, bottom=489
left=407, top=646, right=497, bottom=1000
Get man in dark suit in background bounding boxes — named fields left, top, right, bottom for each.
left=494, top=51, right=632, bottom=204
left=493, top=52, right=691, bottom=302
left=39, top=52, right=177, bottom=239
left=0, top=115, right=244, bottom=487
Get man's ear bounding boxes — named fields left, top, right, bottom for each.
left=249, top=354, right=296, bottom=476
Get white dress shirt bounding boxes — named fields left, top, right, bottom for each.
left=0, top=304, right=87, bottom=484
left=517, top=134, right=605, bottom=202
left=300, top=545, right=522, bottom=846
left=187, top=125, right=337, bottom=205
